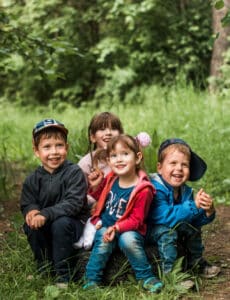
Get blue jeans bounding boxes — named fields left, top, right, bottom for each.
left=23, top=216, right=83, bottom=282
left=86, top=227, right=155, bottom=283
left=147, top=223, right=204, bottom=273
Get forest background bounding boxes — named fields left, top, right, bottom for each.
left=0, top=1, right=230, bottom=299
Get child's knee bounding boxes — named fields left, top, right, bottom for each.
left=119, top=231, right=143, bottom=250
left=51, top=216, right=73, bottom=235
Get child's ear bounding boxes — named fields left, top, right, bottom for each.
left=33, top=146, right=40, bottom=158
left=136, top=152, right=143, bottom=165
left=107, top=157, right=111, bottom=166
left=90, top=134, right=96, bottom=144
left=157, top=162, right=162, bottom=174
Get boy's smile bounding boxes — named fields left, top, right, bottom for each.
left=157, top=149, right=190, bottom=189
left=34, top=136, right=68, bottom=173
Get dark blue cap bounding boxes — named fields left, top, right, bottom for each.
left=32, top=119, right=68, bottom=138
left=158, top=138, right=207, bottom=181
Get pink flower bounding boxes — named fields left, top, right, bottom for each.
left=136, top=132, right=151, bottom=148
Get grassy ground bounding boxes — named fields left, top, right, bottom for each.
left=0, top=84, right=229, bottom=299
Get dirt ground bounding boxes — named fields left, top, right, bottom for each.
left=0, top=198, right=229, bottom=300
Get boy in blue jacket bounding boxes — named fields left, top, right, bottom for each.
left=20, top=119, right=88, bottom=286
left=147, top=138, right=220, bottom=279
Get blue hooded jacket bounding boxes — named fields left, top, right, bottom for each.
left=148, top=173, right=215, bottom=228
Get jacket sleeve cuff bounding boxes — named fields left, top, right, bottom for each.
left=188, top=200, right=200, bottom=216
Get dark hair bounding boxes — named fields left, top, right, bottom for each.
left=33, top=127, right=67, bottom=148
left=93, top=134, right=144, bottom=172
left=88, top=112, right=124, bottom=151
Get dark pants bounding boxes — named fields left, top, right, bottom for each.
left=23, top=216, right=83, bottom=282
left=147, top=223, right=204, bottom=273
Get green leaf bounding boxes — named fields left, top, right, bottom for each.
left=221, top=11, right=230, bottom=27
left=215, top=0, right=225, bottom=10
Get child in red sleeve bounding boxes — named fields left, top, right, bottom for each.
left=83, top=133, right=163, bottom=293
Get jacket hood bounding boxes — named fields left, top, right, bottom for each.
left=91, top=169, right=155, bottom=224
left=106, top=170, right=155, bottom=195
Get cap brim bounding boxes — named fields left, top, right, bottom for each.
left=189, top=151, right=207, bottom=181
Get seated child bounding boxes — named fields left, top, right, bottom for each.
left=74, top=112, right=123, bottom=250
left=147, top=138, right=221, bottom=278
left=74, top=132, right=152, bottom=250
left=20, top=119, right=88, bottom=285
left=83, top=133, right=163, bottom=293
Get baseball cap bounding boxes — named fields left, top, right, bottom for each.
left=158, top=138, right=207, bottom=181
left=32, top=119, right=68, bottom=138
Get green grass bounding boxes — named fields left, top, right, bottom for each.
left=0, top=215, right=200, bottom=300
left=0, top=83, right=229, bottom=299
left=0, top=83, right=229, bottom=202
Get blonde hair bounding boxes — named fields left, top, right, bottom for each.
left=158, top=144, right=191, bottom=163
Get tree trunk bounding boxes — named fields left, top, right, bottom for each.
left=210, top=4, right=230, bottom=87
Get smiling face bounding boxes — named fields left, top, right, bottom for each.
left=34, top=134, right=68, bottom=173
left=90, top=127, right=120, bottom=149
left=108, top=141, right=142, bottom=179
left=157, top=148, right=190, bottom=189
left=88, top=112, right=124, bottom=150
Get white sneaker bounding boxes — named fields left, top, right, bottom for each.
left=201, top=265, right=221, bottom=279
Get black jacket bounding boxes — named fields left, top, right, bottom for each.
left=20, top=160, right=88, bottom=222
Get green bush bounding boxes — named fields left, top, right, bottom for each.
left=1, top=1, right=212, bottom=106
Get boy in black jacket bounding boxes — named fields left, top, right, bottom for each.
left=20, top=119, right=88, bottom=286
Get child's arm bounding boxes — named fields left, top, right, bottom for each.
left=111, top=188, right=153, bottom=234
left=88, top=169, right=104, bottom=191
left=88, top=174, right=107, bottom=202
left=195, top=188, right=215, bottom=217
left=20, top=176, right=41, bottom=222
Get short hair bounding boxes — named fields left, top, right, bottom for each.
left=33, top=127, right=67, bottom=148
left=158, top=144, right=191, bottom=163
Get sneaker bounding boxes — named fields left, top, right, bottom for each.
left=179, top=279, right=195, bottom=290
left=200, top=265, right=221, bottom=279
left=82, top=281, right=99, bottom=290
left=142, top=277, right=163, bottom=293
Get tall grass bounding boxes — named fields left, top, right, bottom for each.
left=0, top=84, right=229, bottom=202
left=0, top=84, right=229, bottom=299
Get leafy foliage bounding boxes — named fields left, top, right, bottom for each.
left=0, top=0, right=212, bottom=106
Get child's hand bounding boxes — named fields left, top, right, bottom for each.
left=29, top=214, right=46, bottom=230
left=103, top=226, right=116, bottom=243
left=88, top=169, right=104, bottom=190
left=25, top=209, right=40, bottom=227
left=195, top=188, right=215, bottom=217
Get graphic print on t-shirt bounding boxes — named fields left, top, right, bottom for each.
left=101, top=178, right=134, bottom=227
